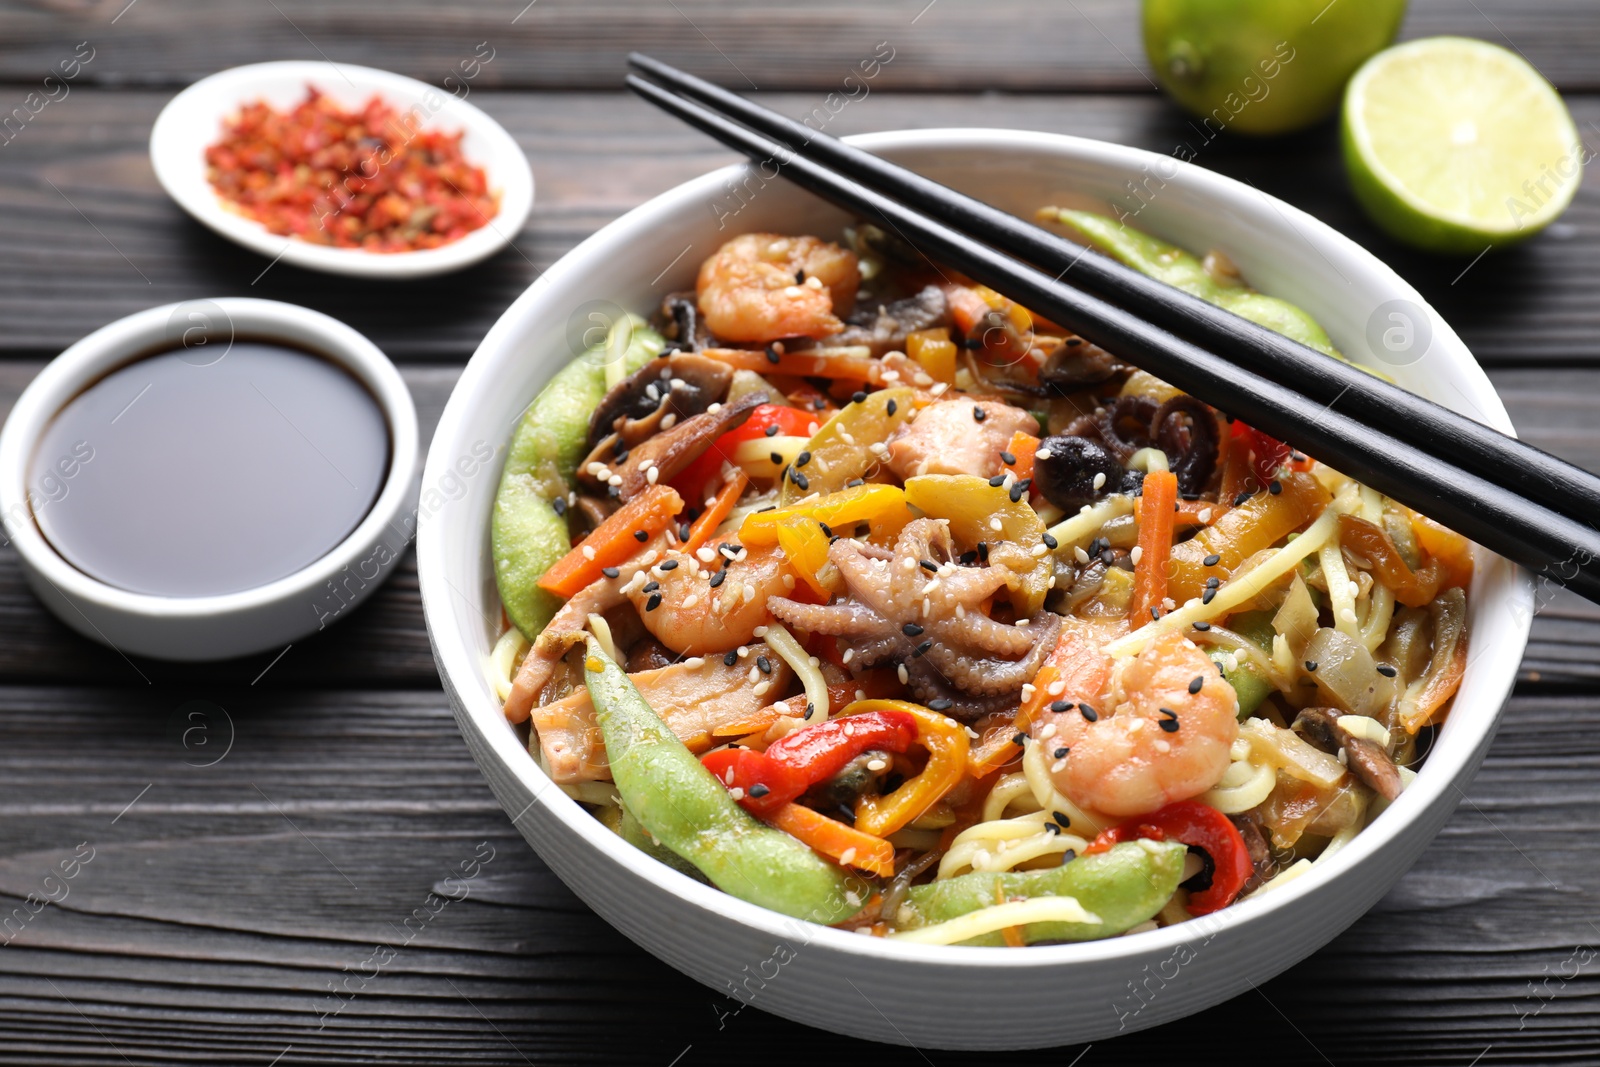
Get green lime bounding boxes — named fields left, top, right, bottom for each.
left=1342, top=36, right=1583, bottom=253
left=1142, top=0, right=1406, bottom=136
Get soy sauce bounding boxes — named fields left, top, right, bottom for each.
left=29, top=341, right=389, bottom=597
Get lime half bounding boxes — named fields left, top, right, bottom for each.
left=1342, top=36, right=1583, bottom=253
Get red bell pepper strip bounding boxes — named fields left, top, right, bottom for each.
left=672, top=402, right=817, bottom=504
left=701, top=710, right=918, bottom=816
left=1083, top=800, right=1253, bottom=915
left=1230, top=421, right=1293, bottom=487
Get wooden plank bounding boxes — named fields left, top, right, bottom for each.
left=0, top=687, right=1593, bottom=1064
left=1, top=0, right=1597, bottom=92
left=0, top=90, right=1595, bottom=366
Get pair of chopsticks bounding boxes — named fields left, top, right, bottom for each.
left=626, top=53, right=1600, bottom=604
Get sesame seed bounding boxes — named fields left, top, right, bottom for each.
left=633, top=529, right=649, bottom=542
left=846, top=478, right=865, bottom=488
left=1092, top=472, right=1106, bottom=491
left=1232, top=491, right=1252, bottom=507
left=1304, top=660, right=1319, bottom=672
left=748, top=783, right=770, bottom=798
left=1269, top=480, right=1283, bottom=495
left=902, top=623, right=924, bottom=637
left=1050, top=701, right=1072, bottom=714
left=764, top=423, right=779, bottom=437
left=897, top=664, right=910, bottom=684
left=1079, top=704, right=1098, bottom=722
left=580, top=545, right=597, bottom=561
left=1042, top=532, right=1059, bottom=549
left=1377, top=663, right=1398, bottom=677
left=1188, top=675, right=1204, bottom=694
left=914, top=641, right=933, bottom=657
left=1202, top=587, right=1217, bottom=605
left=1051, top=811, right=1070, bottom=828
left=973, top=406, right=987, bottom=422
left=1130, top=545, right=1143, bottom=565
left=1203, top=553, right=1221, bottom=567
left=708, top=570, right=727, bottom=588
left=1009, top=480, right=1029, bottom=503
left=765, top=344, right=780, bottom=364
left=1001, top=451, right=1017, bottom=466
left=926, top=697, right=954, bottom=712
left=756, top=655, right=772, bottom=675
left=886, top=399, right=898, bottom=416
left=1036, top=448, right=1053, bottom=461
left=601, top=566, right=619, bottom=579
left=1012, top=731, right=1027, bottom=746
left=659, top=559, right=679, bottom=571
left=851, top=390, right=868, bottom=404
left=791, top=471, right=810, bottom=490
left=989, top=474, right=1007, bottom=487
left=1205, top=576, right=1220, bottom=588
left=723, top=650, right=738, bottom=667
left=796, top=451, right=811, bottom=467
left=645, top=593, right=662, bottom=612
left=1193, top=621, right=1211, bottom=631
left=552, top=497, right=567, bottom=517
left=1158, top=717, right=1180, bottom=733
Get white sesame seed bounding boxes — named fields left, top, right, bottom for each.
left=747, top=666, right=761, bottom=684
left=696, top=547, right=716, bottom=563
left=737, top=646, right=749, bottom=658
left=683, top=657, right=705, bottom=669
left=913, top=371, right=933, bottom=387
left=660, top=413, right=677, bottom=430
left=743, top=582, right=757, bottom=603
left=931, top=382, right=949, bottom=396
left=581, top=546, right=597, bottom=561
left=898, top=664, right=910, bottom=684
left=989, top=517, right=1003, bottom=532
left=753, top=680, right=771, bottom=697
left=841, top=648, right=854, bottom=664
left=1130, top=545, right=1143, bottom=565
left=1047, top=680, right=1066, bottom=696
left=1199, top=508, right=1213, bottom=523
left=1031, top=543, right=1049, bottom=557
left=1092, top=472, right=1107, bottom=491
left=1039, top=722, right=1057, bottom=740
left=839, top=847, right=857, bottom=866
left=1020, top=683, right=1036, bottom=701
left=782, top=574, right=795, bottom=589
left=608, top=474, right=623, bottom=487
left=855, top=689, right=867, bottom=702
left=707, top=402, right=722, bottom=414
left=881, top=369, right=900, bottom=381
left=1051, top=759, right=1067, bottom=774
left=682, top=595, right=698, bottom=609
left=1074, top=546, right=1091, bottom=564
left=1036, top=448, right=1053, bottom=461
left=753, top=625, right=768, bottom=638
left=729, top=787, right=745, bottom=800
left=866, top=758, right=887, bottom=771
left=645, top=466, right=659, bottom=485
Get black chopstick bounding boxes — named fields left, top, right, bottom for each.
left=624, top=68, right=1600, bottom=602
left=627, top=51, right=1600, bottom=535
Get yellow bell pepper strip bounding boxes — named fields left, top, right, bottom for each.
left=740, top=482, right=912, bottom=547
left=891, top=840, right=1187, bottom=946
left=1410, top=513, right=1476, bottom=592
left=906, top=327, right=958, bottom=385
left=1166, top=471, right=1331, bottom=607
left=492, top=321, right=664, bottom=638
left=1338, top=513, right=1445, bottom=608
left=1041, top=208, right=1342, bottom=359
left=1129, top=469, right=1177, bottom=623
left=902, top=474, right=1052, bottom=616
left=765, top=803, right=896, bottom=878
left=846, top=700, right=970, bottom=837
left=536, top=484, right=683, bottom=600
left=775, top=513, right=837, bottom=597
left=582, top=636, right=865, bottom=923
left=779, top=386, right=916, bottom=504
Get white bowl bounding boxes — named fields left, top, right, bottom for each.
left=0, top=298, right=419, bottom=661
left=418, top=129, right=1532, bottom=1049
left=150, top=61, right=534, bottom=279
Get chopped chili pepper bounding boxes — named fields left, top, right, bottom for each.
left=1083, top=800, right=1253, bottom=915
left=205, top=86, right=498, bottom=253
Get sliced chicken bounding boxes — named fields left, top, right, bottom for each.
left=886, top=398, right=1038, bottom=480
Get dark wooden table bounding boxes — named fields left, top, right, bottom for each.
left=2, top=3, right=1598, bottom=1063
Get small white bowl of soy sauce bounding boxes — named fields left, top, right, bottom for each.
left=0, top=298, right=418, bottom=661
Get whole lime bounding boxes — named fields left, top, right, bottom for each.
left=1142, top=0, right=1408, bottom=136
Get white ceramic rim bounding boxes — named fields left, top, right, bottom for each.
left=420, top=127, right=1532, bottom=973
left=149, top=60, right=535, bottom=279
left=0, top=297, right=419, bottom=621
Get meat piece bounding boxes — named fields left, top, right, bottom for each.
left=531, top=642, right=793, bottom=782
left=885, top=399, right=1038, bottom=480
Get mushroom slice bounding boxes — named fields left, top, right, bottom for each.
left=593, top=390, right=768, bottom=503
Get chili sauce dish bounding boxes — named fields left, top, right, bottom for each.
left=417, top=129, right=1530, bottom=1048
left=0, top=298, right=418, bottom=661
left=150, top=61, right=534, bottom=279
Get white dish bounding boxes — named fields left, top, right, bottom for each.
left=417, top=129, right=1532, bottom=1049
left=150, top=61, right=534, bottom=279
left=0, top=298, right=419, bottom=661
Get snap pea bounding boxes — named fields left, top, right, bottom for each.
left=582, top=636, right=866, bottom=924
left=895, top=839, right=1187, bottom=947
left=599, top=804, right=708, bottom=884
left=492, top=320, right=663, bottom=639
left=1043, top=208, right=1341, bottom=359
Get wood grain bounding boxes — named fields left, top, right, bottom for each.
left=2, top=0, right=1598, bottom=92
left=0, top=91, right=1596, bottom=365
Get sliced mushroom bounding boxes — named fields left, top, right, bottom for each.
left=1291, top=707, right=1405, bottom=802
left=1154, top=395, right=1221, bottom=496
left=1039, top=336, right=1121, bottom=390
left=660, top=291, right=708, bottom=352
left=834, top=285, right=949, bottom=356
left=1032, top=435, right=1141, bottom=513
left=591, top=390, right=768, bottom=502
left=1228, top=811, right=1276, bottom=896
left=1289, top=707, right=1343, bottom=755
left=579, top=354, right=736, bottom=494
left=805, top=749, right=893, bottom=817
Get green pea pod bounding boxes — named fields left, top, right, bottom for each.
left=582, top=636, right=866, bottom=925
left=599, top=804, right=709, bottom=884
left=1044, top=208, right=1341, bottom=360
left=896, top=839, right=1187, bottom=946
left=492, top=319, right=663, bottom=639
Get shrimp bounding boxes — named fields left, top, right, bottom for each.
left=1032, top=631, right=1237, bottom=817
left=627, top=542, right=798, bottom=656
left=696, top=233, right=861, bottom=343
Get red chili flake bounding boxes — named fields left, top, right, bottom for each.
left=204, top=86, right=499, bottom=253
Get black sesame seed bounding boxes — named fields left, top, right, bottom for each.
left=614, top=445, right=630, bottom=462
left=813, top=397, right=827, bottom=410
left=1193, top=620, right=1211, bottom=631
left=1377, top=663, right=1398, bottom=678
left=1189, top=676, right=1204, bottom=694
left=1304, top=660, right=1319, bottom=672
left=1205, top=576, right=1220, bottom=588
left=708, top=570, right=727, bottom=588
left=977, top=542, right=989, bottom=561
left=1232, top=491, right=1252, bottom=507
left=928, top=698, right=954, bottom=711
left=851, top=390, right=868, bottom=404
left=1151, top=607, right=1161, bottom=621
left=1010, top=480, right=1029, bottom=503
left=959, top=550, right=978, bottom=564
left=1050, top=701, right=1073, bottom=713
left=972, top=406, right=987, bottom=422
left=765, top=423, right=780, bottom=437
left=633, top=529, right=649, bottom=542
left=818, top=521, right=833, bottom=538
left=765, top=344, right=781, bottom=365
left=1159, top=707, right=1178, bottom=718
left=914, top=640, right=933, bottom=657
left=1013, top=731, right=1027, bottom=746
left=679, top=522, right=692, bottom=542
left=1051, top=811, right=1070, bottom=828
left=902, top=623, right=924, bottom=637
left=989, top=474, right=1008, bottom=488
left=791, top=471, right=810, bottom=490
left=886, top=399, right=898, bottom=416
left=601, top=566, right=620, bottom=579
left=1001, top=451, right=1017, bottom=466
left=1203, top=553, right=1221, bottom=567
left=1042, top=532, right=1059, bottom=549
left=1269, top=480, right=1283, bottom=495
left=608, top=485, right=621, bottom=498
left=1202, top=587, right=1217, bottom=605
left=659, top=559, right=679, bottom=571
left=756, top=655, right=772, bottom=675
left=770, top=451, right=784, bottom=465
left=1158, top=717, right=1180, bottom=733
left=1044, top=822, right=1062, bottom=835
left=920, top=559, right=938, bottom=572
left=645, top=593, right=662, bottom=612
left=552, top=497, right=568, bottom=517
left=724, top=650, right=738, bottom=667
left=794, top=269, right=805, bottom=283
left=748, top=783, right=770, bottom=798
left=1079, top=704, right=1098, bottom=722
left=796, top=451, right=812, bottom=467
left=1053, top=747, right=1069, bottom=759
left=642, top=581, right=659, bottom=593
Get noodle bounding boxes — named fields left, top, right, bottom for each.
left=487, top=625, right=529, bottom=703
left=888, top=895, right=1100, bottom=945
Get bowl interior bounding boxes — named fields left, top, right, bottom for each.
left=150, top=61, right=533, bottom=279
left=420, top=130, right=1530, bottom=977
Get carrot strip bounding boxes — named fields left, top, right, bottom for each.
left=765, top=802, right=895, bottom=878
left=1136, top=494, right=1222, bottom=529
left=1004, top=430, right=1039, bottom=484
left=702, top=346, right=885, bottom=384
left=1129, top=469, right=1178, bottom=624
left=684, top=470, right=747, bottom=554
left=536, top=484, right=683, bottom=599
